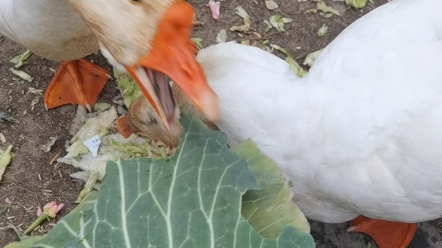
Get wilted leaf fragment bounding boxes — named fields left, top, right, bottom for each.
left=31, top=111, right=314, bottom=248
left=75, top=171, right=99, bottom=203
left=191, top=37, right=204, bottom=49
left=110, top=139, right=151, bottom=157
left=41, top=137, right=57, bottom=153
left=320, top=12, right=334, bottom=18
left=10, top=50, right=32, bottom=69
left=9, top=68, right=33, bottom=82
left=0, top=145, right=13, bottom=182
left=317, top=0, right=341, bottom=16
left=65, top=107, right=118, bottom=159
left=303, top=48, right=324, bottom=67
left=0, top=112, right=15, bottom=123
left=235, top=6, right=249, bottom=20
left=230, top=6, right=251, bottom=32
left=233, top=140, right=311, bottom=237
left=216, top=29, right=227, bottom=43
left=270, top=44, right=292, bottom=58
left=286, top=57, right=307, bottom=78
left=208, top=0, right=221, bottom=20
left=241, top=40, right=251, bottom=45
left=110, top=138, right=167, bottom=158
left=69, top=106, right=88, bottom=136
left=269, top=14, right=293, bottom=32
left=305, top=9, right=317, bottom=15
left=270, top=44, right=307, bottom=78
left=265, top=0, right=278, bottom=10
left=346, top=0, right=367, bottom=9
left=264, top=20, right=272, bottom=32
left=62, top=115, right=173, bottom=181
left=92, top=102, right=111, bottom=112
left=317, top=24, right=328, bottom=37
left=113, top=68, right=142, bottom=108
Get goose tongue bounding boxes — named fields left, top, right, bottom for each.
left=145, top=68, right=176, bottom=122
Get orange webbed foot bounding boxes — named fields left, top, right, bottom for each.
left=348, top=215, right=416, bottom=248
left=44, top=59, right=109, bottom=111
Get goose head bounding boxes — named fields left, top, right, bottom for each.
left=65, top=0, right=219, bottom=134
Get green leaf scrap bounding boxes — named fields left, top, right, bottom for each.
left=113, top=68, right=142, bottom=108
left=230, top=6, right=252, bottom=32
left=303, top=48, right=324, bottom=67
left=75, top=171, right=99, bottom=203
left=10, top=50, right=32, bottom=69
left=317, top=24, right=328, bottom=37
left=317, top=0, right=340, bottom=16
left=270, top=44, right=292, bottom=58
left=41, top=137, right=57, bottom=153
left=346, top=0, right=367, bottom=9
left=286, top=57, right=307, bottom=78
left=0, top=145, right=13, bottom=182
left=263, top=20, right=273, bottom=32
left=29, top=111, right=314, bottom=247
left=92, top=102, right=111, bottom=112
left=270, top=44, right=307, bottom=78
left=235, top=5, right=250, bottom=20
left=191, top=37, right=204, bottom=49
left=64, top=107, right=118, bottom=159
left=269, top=14, right=293, bottom=32
left=216, top=29, right=227, bottom=43
left=9, top=68, right=33, bottom=82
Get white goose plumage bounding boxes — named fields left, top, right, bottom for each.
left=194, top=0, right=442, bottom=224
left=0, top=0, right=98, bottom=62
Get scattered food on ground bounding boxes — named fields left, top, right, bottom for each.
left=0, top=145, right=13, bottom=182
left=10, top=50, right=32, bottom=69
left=9, top=68, right=33, bottom=82
left=317, top=24, right=328, bottom=37
left=41, top=137, right=57, bottom=153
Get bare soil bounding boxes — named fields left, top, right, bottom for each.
left=1, top=0, right=441, bottom=247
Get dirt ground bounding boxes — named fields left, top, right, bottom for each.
left=1, top=0, right=442, bottom=247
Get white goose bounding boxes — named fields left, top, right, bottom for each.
left=120, top=0, right=442, bottom=247
left=0, top=0, right=218, bottom=128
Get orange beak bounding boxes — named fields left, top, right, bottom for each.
left=125, top=1, right=219, bottom=132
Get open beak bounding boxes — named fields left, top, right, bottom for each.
left=125, top=1, right=219, bottom=132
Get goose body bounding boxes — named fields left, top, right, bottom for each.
left=193, top=0, right=442, bottom=235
